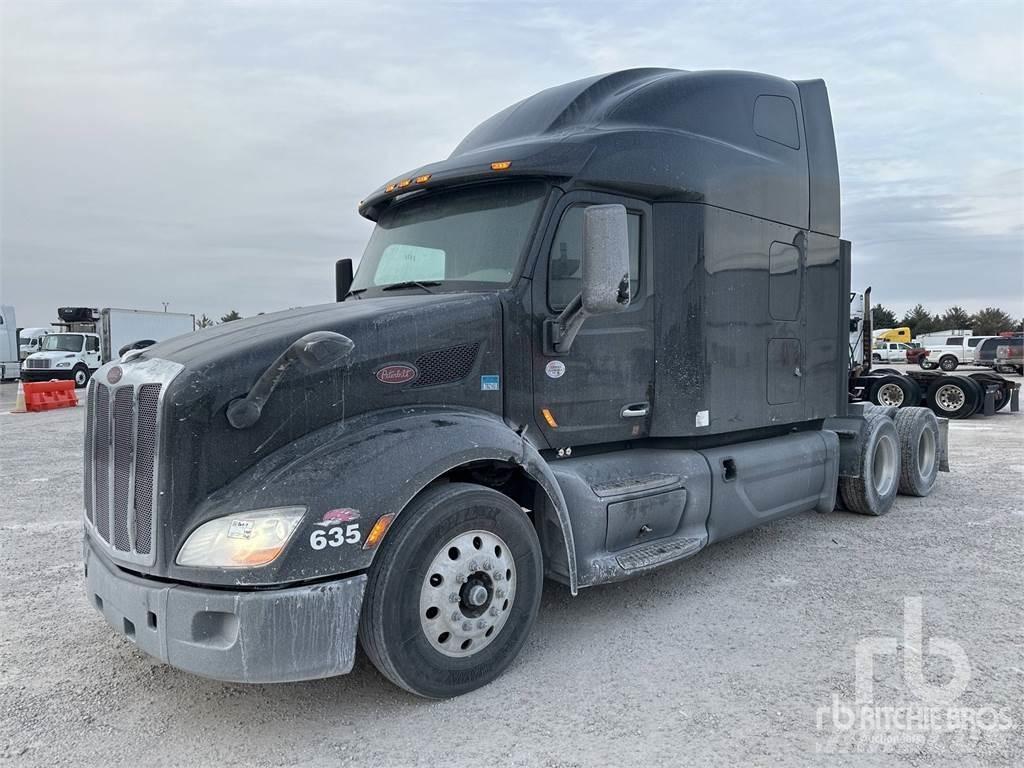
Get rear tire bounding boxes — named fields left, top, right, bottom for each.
left=868, top=375, right=920, bottom=408
left=938, top=355, right=958, bottom=372
left=924, top=376, right=979, bottom=419
left=893, top=408, right=939, bottom=497
left=358, top=482, right=543, bottom=698
left=839, top=412, right=901, bottom=516
left=969, top=373, right=1012, bottom=412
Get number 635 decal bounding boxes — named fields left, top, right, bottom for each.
left=309, top=523, right=361, bottom=550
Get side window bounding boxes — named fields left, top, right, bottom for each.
left=946, top=337, right=960, bottom=346
left=753, top=95, right=800, bottom=150
left=548, top=206, right=641, bottom=310
left=967, top=337, right=982, bottom=347
left=769, top=241, right=801, bottom=320
left=86, top=336, right=99, bottom=352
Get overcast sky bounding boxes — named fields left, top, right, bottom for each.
left=2, top=0, right=1022, bottom=327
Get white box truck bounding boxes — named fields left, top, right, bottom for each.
left=22, top=307, right=195, bottom=387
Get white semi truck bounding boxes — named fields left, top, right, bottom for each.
left=21, top=307, right=195, bottom=387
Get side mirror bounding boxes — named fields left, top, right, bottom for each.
left=547, top=204, right=630, bottom=354
left=581, top=204, right=631, bottom=314
left=336, top=258, right=354, bottom=302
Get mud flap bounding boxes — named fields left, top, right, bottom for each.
left=936, top=417, right=950, bottom=472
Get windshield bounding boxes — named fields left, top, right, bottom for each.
left=351, top=181, right=548, bottom=292
left=42, top=334, right=84, bottom=352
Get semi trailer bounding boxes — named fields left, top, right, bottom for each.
left=83, top=68, right=952, bottom=698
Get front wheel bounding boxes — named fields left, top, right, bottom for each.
left=72, top=365, right=90, bottom=388
left=359, top=482, right=543, bottom=698
left=938, top=355, right=958, bottom=372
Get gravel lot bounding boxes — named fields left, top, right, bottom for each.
left=1, top=379, right=1021, bottom=767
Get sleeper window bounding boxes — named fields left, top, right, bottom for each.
left=548, top=206, right=640, bottom=310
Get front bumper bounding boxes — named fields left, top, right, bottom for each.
left=84, top=537, right=367, bottom=683
left=21, top=369, right=75, bottom=382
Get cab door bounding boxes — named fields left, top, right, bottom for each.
left=532, top=192, right=654, bottom=448
left=84, top=335, right=102, bottom=369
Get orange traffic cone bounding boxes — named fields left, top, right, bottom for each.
left=10, top=381, right=27, bottom=413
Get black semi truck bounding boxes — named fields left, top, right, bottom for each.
left=83, top=68, right=949, bottom=698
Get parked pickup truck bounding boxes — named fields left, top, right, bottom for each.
left=872, top=342, right=913, bottom=363
left=920, top=335, right=999, bottom=371
left=995, top=339, right=1023, bottom=376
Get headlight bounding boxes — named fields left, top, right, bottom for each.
left=176, top=507, right=305, bottom=568
left=56, top=362, right=71, bottom=368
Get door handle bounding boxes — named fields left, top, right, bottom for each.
left=621, top=403, right=649, bottom=418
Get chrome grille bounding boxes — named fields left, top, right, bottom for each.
left=85, top=358, right=181, bottom=566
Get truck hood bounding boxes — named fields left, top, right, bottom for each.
left=127, top=291, right=505, bottom=519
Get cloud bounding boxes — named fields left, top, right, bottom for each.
left=1, top=0, right=1022, bottom=326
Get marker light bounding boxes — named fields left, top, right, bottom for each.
left=385, top=183, right=397, bottom=193
left=490, top=161, right=512, bottom=171
left=362, top=513, right=397, bottom=551
left=541, top=408, right=558, bottom=428
left=397, top=178, right=412, bottom=188
left=176, top=507, right=305, bottom=568
left=415, top=174, right=432, bottom=184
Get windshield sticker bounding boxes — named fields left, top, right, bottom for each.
left=545, top=360, right=566, bottom=379
left=480, top=375, right=500, bottom=391
left=374, top=244, right=445, bottom=285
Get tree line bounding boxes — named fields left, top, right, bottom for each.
left=196, top=310, right=244, bottom=327
left=871, top=304, right=1024, bottom=338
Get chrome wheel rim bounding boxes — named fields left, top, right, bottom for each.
left=419, top=529, right=516, bottom=658
left=876, top=383, right=905, bottom=407
left=75, top=370, right=87, bottom=386
left=872, top=434, right=898, bottom=496
left=918, top=427, right=936, bottom=475
left=935, top=384, right=965, bottom=412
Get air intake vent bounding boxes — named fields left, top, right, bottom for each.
left=412, top=343, right=480, bottom=388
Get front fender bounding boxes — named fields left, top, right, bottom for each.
left=164, top=407, right=577, bottom=591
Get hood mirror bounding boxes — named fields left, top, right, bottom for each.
left=227, top=331, right=355, bottom=429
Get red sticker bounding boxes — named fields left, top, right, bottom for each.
left=318, top=508, right=361, bottom=526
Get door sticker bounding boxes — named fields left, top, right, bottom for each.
left=696, top=410, right=710, bottom=427
left=480, top=375, right=500, bottom=391
left=545, top=360, right=566, bottom=379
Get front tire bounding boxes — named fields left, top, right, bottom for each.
left=359, top=482, right=543, bottom=698
left=72, top=365, right=90, bottom=388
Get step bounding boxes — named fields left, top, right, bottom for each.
left=615, top=536, right=703, bottom=572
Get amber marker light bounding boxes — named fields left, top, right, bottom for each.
left=397, top=178, right=412, bottom=188
left=490, top=160, right=512, bottom=171
left=385, top=183, right=396, bottom=193
left=541, top=408, right=559, bottom=428
left=415, top=174, right=432, bottom=184
left=363, top=513, right=397, bottom=550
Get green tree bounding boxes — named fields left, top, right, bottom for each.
left=969, top=307, right=1015, bottom=336
left=901, top=304, right=935, bottom=337
left=939, top=305, right=972, bottom=330
left=220, top=310, right=243, bottom=323
left=196, top=313, right=215, bottom=328
left=871, top=304, right=898, bottom=330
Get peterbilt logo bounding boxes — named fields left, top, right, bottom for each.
left=375, top=363, right=418, bottom=385
left=106, top=366, right=123, bottom=384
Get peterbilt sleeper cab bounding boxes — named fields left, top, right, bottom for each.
left=83, top=68, right=948, bottom=698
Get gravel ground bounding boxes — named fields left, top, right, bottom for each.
left=1, top=379, right=1021, bottom=767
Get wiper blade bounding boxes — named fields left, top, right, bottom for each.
left=379, top=280, right=442, bottom=293
left=343, top=288, right=367, bottom=300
